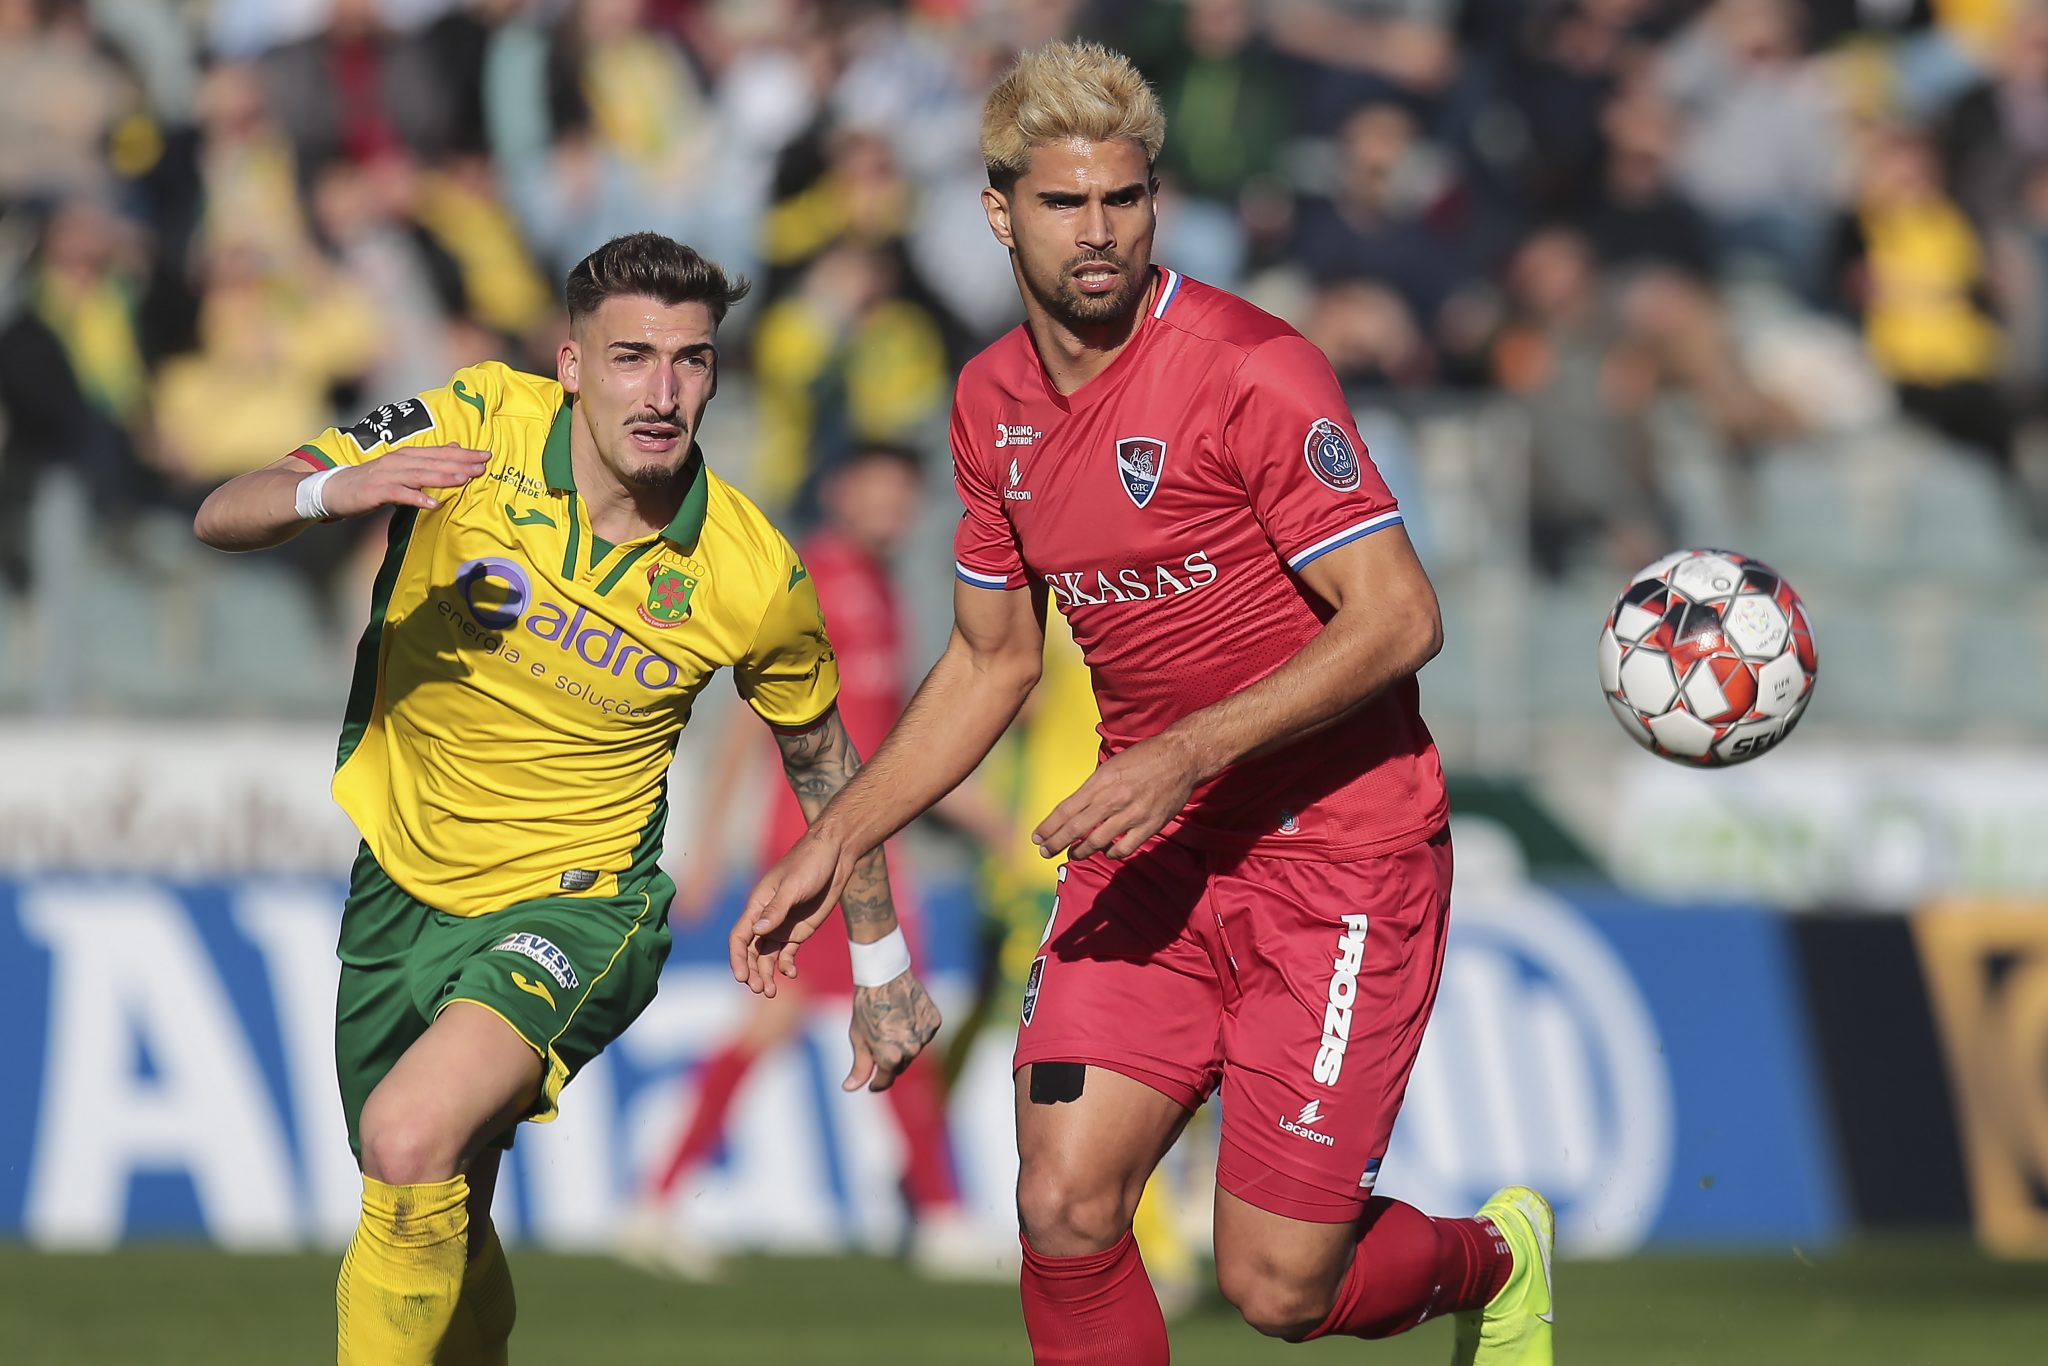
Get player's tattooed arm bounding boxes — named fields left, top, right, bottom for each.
left=772, top=709, right=896, bottom=937
left=735, top=580, right=1043, bottom=996
left=772, top=708, right=942, bottom=1091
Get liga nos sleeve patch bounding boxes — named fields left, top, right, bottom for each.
left=344, top=397, right=437, bottom=453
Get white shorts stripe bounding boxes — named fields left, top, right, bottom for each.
left=1286, top=511, right=1404, bottom=571
left=954, top=561, right=1011, bottom=589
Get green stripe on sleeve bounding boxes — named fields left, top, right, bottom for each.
left=335, top=508, right=419, bottom=772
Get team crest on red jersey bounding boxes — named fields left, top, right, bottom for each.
left=1115, top=436, right=1168, bottom=509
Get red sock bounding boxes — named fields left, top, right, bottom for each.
left=884, top=1057, right=961, bottom=1211
left=647, top=1043, right=757, bottom=1200
left=1304, top=1198, right=1513, bottom=1340
left=1019, top=1231, right=1169, bottom=1365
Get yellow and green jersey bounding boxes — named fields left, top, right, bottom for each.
left=295, top=361, right=838, bottom=917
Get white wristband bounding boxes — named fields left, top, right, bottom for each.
left=294, top=466, right=341, bottom=521
left=848, top=926, right=911, bottom=987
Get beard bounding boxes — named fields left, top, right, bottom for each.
left=617, top=447, right=696, bottom=495
left=613, top=413, right=697, bottom=495
left=1024, top=247, right=1144, bottom=331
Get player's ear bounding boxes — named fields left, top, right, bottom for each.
left=982, top=185, right=1014, bottom=250
left=557, top=337, right=580, bottom=395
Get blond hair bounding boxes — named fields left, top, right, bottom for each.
left=981, top=40, right=1165, bottom=189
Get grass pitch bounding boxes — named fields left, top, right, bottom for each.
left=2, top=1239, right=2039, bottom=1364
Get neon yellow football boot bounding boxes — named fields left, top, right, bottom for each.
left=1452, top=1186, right=1554, bottom=1365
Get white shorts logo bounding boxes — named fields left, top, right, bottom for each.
left=1313, top=913, right=1372, bottom=1085
left=1277, top=1098, right=1336, bottom=1147
left=489, top=933, right=579, bottom=991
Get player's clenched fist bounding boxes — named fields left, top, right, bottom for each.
left=847, top=975, right=942, bottom=1093
left=318, top=444, right=491, bottom=516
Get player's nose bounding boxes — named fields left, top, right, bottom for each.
left=1078, top=198, right=1114, bottom=249
left=648, top=360, right=680, bottom=409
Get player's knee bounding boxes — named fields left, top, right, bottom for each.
left=1015, top=1166, right=1134, bottom=1256
left=358, top=1092, right=461, bottom=1185
left=1215, top=1259, right=1334, bottom=1342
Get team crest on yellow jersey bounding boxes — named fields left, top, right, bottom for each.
left=641, top=563, right=698, bottom=627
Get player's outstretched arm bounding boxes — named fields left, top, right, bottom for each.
left=1033, top=526, right=1441, bottom=860
left=192, top=445, right=490, bottom=551
left=761, top=708, right=942, bottom=1090
left=731, top=579, right=1046, bottom=994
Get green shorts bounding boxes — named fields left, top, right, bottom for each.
left=334, top=843, right=673, bottom=1158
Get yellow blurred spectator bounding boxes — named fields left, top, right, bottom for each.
left=152, top=245, right=380, bottom=483
left=1834, top=125, right=2014, bottom=465
left=1850, top=130, right=2002, bottom=387
left=195, top=61, right=308, bottom=270
left=415, top=157, right=555, bottom=340
left=763, top=130, right=916, bottom=268
left=1934, top=0, right=2025, bottom=66
left=751, top=242, right=948, bottom=507
left=576, top=0, right=713, bottom=186
left=31, top=200, right=148, bottom=429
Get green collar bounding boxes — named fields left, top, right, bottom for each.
left=542, top=399, right=710, bottom=551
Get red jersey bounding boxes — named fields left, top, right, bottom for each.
left=950, top=268, right=1447, bottom=860
left=763, top=528, right=904, bottom=860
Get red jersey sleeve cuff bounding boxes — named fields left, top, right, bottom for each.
left=1284, top=511, right=1403, bottom=572
left=291, top=445, right=336, bottom=470
left=954, top=560, right=1024, bottom=590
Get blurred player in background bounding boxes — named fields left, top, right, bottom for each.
left=193, top=233, right=941, bottom=1365
left=622, top=441, right=1012, bottom=1281
left=737, top=42, right=1553, bottom=1364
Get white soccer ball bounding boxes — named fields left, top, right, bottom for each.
left=1599, top=549, right=1818, bottom=766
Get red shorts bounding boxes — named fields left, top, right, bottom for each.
left=1012, top=827, right=1452, bottom=1222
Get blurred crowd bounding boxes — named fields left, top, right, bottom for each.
left=5, top=0, right=2048, bottom=598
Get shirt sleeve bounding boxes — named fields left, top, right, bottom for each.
left=734, top=538, right=843, bottom=730
left=949, top=398, right=1029, bottom=590
left=290, top=364, right=498, bottom=486
left=1222, top=334, right=1403, bottom=573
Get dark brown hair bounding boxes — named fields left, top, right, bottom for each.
left=564, top=233, right=751, bottom=325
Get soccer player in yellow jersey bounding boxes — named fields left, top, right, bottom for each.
left=195, top=232, right=942, bottom=1365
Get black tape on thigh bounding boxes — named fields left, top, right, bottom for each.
left=1028, top=1061, right=1086, bottom=1105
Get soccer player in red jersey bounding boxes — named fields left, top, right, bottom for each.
left=735, top=41, right=1554, bottom=1364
